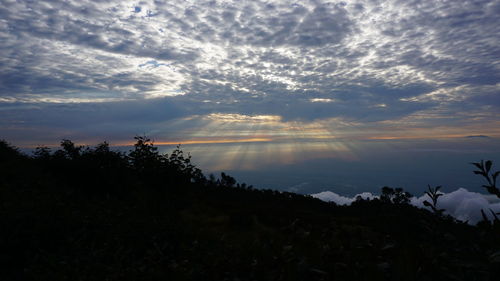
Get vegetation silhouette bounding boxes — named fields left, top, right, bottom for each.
left=471, top=160, right=500, bottom=227
left=380, top=186, right=412, bottom=205
left=1, top=138, right=500, bottom=281
left=423, top=185, right=445, bottom=216
left=471, top=160, right=500, bottom=198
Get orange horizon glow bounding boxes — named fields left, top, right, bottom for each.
left=151, top=137, right=273, bottom=146
left=15, top=134, right=498, bottom=149
left=110, top=137, right=274, bottom=147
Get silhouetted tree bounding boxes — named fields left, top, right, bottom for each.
left=59, top=139, right=82, bottom=160
left=218, top=172, right=237, bottom=188
left=33, top=146, right=52, bottom=161
left=128, top=135, right=162, bottom=172
left=0, top=140, right=27, bottom=184
left=81, top=141, right=128, bottom=185
left=0, top=140, right=23, bottom=161
left=167, top=145, right=205, bottom=183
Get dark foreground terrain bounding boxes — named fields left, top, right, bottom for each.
left=1, top=138, right=500, bottom=281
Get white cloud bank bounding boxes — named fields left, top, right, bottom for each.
left=311, top=188, right=500, bottom=225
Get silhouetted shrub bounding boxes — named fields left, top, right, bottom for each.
left=380, top=186, right=412, bottom=205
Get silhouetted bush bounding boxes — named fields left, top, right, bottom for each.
left=380, top=186, right=412, bottom=205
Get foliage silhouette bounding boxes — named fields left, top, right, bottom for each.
left=33, top=146, right=52, bottom=160
left=128, top=135, right=160, bottom=170
left=423, top=185, right=445, bottom=216
left=1, top=137, right=499, bottom=280
left=0, top=139, right=23, bottom=160
left=471, top=160, right=500, bottom=198
left=380, top=186, right=412, bottom=205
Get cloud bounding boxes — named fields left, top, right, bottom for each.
left=0, top=98, right=189, bottom=145
left=312, top=188, right=500, bottom=225
left=1, top=0, right=499, bottom=144
left=411, top=188, right=500, bottom=224
left=312, top=191, right=378, bottom=205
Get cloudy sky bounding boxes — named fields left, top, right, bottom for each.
left=1, top=0, right=499, bottom=193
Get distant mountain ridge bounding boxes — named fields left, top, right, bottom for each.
left=466, top=135, right=491, bottom=138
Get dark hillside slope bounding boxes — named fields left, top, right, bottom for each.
left=1, top=139, right=499, bottom=281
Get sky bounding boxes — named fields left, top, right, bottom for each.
left=1, top=0, right=500, bottom=194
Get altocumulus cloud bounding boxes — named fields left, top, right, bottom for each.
left=1, top=0, right=500, bottom=144
left=312, top=188, right=500, bottom=225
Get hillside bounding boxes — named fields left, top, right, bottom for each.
left=1, top=138, right=500, bottom=281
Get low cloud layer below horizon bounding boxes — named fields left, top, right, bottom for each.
left=312, top=188, right=500, bottom=225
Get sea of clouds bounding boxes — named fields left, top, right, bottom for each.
left=311, top=188, right=500, bottom=225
